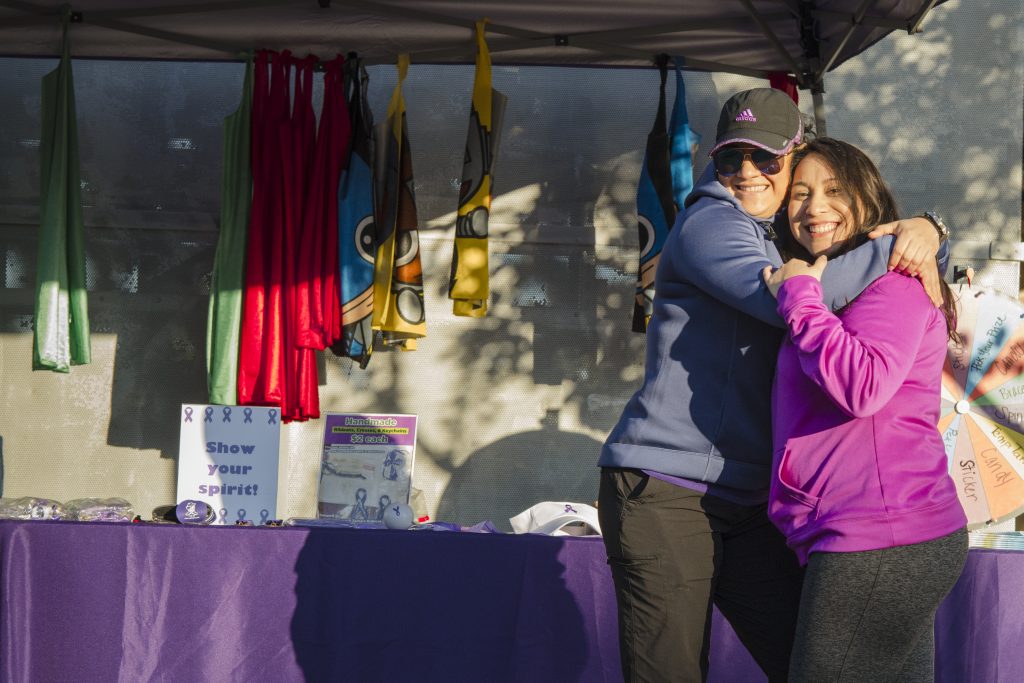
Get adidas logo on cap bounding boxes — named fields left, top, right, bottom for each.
left=735, top=108, right=757, bottom=122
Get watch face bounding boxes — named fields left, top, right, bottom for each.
left=925, top=211, right=948, bottom=236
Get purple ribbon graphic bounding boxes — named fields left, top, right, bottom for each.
left=204, top=407, right=214, bottom=423
left=222, top=407, right=232, bottom=423
left=184, top=407, right=193, bottom=423
left=244, top=408, right=253, bottom=423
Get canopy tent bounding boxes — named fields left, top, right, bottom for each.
left=0, top=0, right=947, bottom=86
left=2, top=0, right=1018, bottom=536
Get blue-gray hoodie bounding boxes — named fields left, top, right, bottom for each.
left=599, top=167, right=944, bottom=493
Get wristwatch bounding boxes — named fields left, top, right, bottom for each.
left=920, top=210, right=950, bottom=241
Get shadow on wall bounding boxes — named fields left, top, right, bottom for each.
left=0, top=60, right=243, bottom=462
left=416, top=70, right=726, bottom=531
left=0, top=221, right=214, bottom=460
left=824, top=0, right=1021, bottom=248
left=435, top=410, right=602, bottom=531
left=102, top=229, right=213, bottom=458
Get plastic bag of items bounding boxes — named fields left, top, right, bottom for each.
left=0, top=496, right=67, bottom=520
left=64, top=497, right=135, bottom=522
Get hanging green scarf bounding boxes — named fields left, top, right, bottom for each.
left=34, top=11, right=90, bottom=372
left=206, top=59, right=253, bottom=404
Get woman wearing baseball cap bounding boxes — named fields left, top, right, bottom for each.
left=598, top=87, right=950, bottom=682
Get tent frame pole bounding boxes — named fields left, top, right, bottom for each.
left=815, top=0, right=876, bottom=80
left=812, top=83, right=827, bottom=138
left=83, top=16, right=246, bottom=56
left=907, top=0, right=940, bottom=34
left=738, top=0, right=807, bottom=87
left=796, top=2, right=826, bottom=137
left=0, top=0, right=251, bottom=55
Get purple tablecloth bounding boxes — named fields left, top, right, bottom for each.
left=0, top=520, right=1019, bottom=682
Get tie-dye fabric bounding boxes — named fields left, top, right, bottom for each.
left=372, top=55, right=426, bottom=350
left=632, top=59, right=699, bottom=333
left=333, top=57, right=377, bottom=367
left=449, top=21, right=507, bottom=318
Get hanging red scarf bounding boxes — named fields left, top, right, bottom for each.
left=296, top=56, right=351, bottom=352
left=239, top=50, right=288, bottom=410
left=280, top=54, right=319, bottom=422
left=239, top=51, right=326, bottom=422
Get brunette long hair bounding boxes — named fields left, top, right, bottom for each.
left=778, top=137, right=959, bottom=340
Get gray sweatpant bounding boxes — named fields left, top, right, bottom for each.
left=789, top=528, right=968, bottom=682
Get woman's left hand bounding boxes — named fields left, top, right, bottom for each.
left=868, top=216, right=945, bottom=306
left=762, top=255, right=827, bottom=298
left=868, top=216, right=940, bottom=276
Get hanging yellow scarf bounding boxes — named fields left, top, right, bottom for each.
left=372, top=54, right=427, bottom=349
left=449, top=22, right=506, bottom=317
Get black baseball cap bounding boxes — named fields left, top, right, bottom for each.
left=709, top=88, right=803, bottom=157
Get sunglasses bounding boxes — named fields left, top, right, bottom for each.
left=713, top=147, right=784, bottom=177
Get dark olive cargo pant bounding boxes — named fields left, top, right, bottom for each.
left=598, top=467, right=805, bottom=683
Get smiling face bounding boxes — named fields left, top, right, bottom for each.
left=787, top=153, right=860, bottom=257
left=716, top=146, right=792, bottom=219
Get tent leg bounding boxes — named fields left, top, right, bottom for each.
left=812, top=84, right=827, bottom=138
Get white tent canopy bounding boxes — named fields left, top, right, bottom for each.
left=1, top=0, right=946, bottom=87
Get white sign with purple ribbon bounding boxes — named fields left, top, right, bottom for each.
left=317, top=413, right=417, bottom=521
left=176, top=404, right=282, bottom=525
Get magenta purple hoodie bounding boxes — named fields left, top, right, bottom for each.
left=769, top=271, right=966, bottom=565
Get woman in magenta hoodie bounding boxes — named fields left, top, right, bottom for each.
left=763, top=138, right=968, bottom=682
